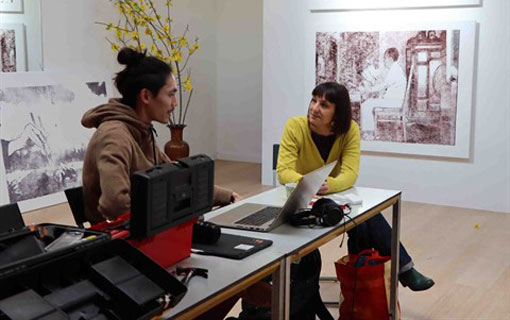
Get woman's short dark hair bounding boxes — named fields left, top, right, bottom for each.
left=312, top=82, right=352, bottom=135
left=114, top=47, right=172, bottom=109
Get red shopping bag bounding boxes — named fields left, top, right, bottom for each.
left=335, top=249, right=401, bottom=320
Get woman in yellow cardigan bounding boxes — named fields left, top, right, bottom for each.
left=277, top=82, right=434, bottom=291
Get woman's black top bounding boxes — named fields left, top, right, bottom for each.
left=311, top=131, right=336, bottom=162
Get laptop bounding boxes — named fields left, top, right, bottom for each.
left=208, top=161, right=337, bottom=232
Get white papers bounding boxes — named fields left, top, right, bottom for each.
left=326, top=193, right=363, bottom=206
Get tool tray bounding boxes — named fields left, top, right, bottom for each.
left=0, top=222, right=110, bottom=277
left=0, top=239, right=187, bottom=320
left=0, top=205, right=186, bottom=319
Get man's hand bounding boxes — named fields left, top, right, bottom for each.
left=317, top=182, right=329, bottom=195
left=231, top=192, right=242, bottom=203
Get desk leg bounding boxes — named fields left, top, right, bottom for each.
left=272, top=256, right=291, bottom=320
left=389, top=197, right=401, bottom=319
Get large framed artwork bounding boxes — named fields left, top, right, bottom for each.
left=307, top=20, right=476, bottom=158
left=310, top=0, right=481, bottom=11
left=0, top=0, right=23, bottom=13
left=0, top=73, right=110, bottom=211
left=0, top=23, right=26, bottom=72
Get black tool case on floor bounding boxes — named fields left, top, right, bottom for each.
left=0, top=206, right=187, bottom=319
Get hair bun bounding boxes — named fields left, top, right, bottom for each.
left=117, top=47, right=145, bottom=66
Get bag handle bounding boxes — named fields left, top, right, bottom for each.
left=354, top=249, right=388, bottom=266
left=358, top=249, right=379, bottom=257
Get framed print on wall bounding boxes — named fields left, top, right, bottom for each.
left=0, top=23, right=26, bottom=72
left=0, top=0, right=23, bottom=13
left=309, top=0, right=482, bottom=11
left=306, top=20, right=476, bottom=158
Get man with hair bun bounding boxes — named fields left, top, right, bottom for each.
left=81, top=48, right=268, bottom=320
left=82, top=47, right=239, bottom=223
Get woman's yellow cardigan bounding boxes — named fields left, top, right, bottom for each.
left=276, top=116, right=360, bottom=193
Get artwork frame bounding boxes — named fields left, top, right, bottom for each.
left=306, top=20, right=477, bottom=158
left=0, top=72, right=111, bottom=212
left=309, top=0, right=482, bottom=11
left=0, top=23, right=26, bottom=72
left=0, top=0, right=23, bottom=13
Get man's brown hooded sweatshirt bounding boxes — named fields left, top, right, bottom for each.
left=81, top=99, right=233, bottom=223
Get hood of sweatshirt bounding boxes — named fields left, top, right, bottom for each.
left=82, top=98, right=153, bottom=143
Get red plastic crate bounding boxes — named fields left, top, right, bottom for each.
left=128, top=218, right=197, bottom=268
left=91, top=214, right=196, bottom=268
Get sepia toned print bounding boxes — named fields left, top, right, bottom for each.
left=0, top=81, right=107, bottom=204
left=0, top=28, right=17, bottom=72
left=316, top=30, right=460, bottom=145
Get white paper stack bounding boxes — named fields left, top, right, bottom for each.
left=326, top=193, right=363, bottom=206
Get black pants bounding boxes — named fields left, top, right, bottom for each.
left=238, top=249, right=333, bottom=320
left=347, top=213, right=413, bottom=272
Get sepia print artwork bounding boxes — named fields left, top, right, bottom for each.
left=0, top=74, right=108, bottom=210
left=310, top=21, right=475, bottom=158
left=0, top=23, right=26, bottom=72
left=317, top=29, right=459, bottom=145
left=0, top=28, right=16, bottom=72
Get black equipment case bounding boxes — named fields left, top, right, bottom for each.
left=0, top=204, right=187, bottom=320
left=130, top=154, right=214, bottom=239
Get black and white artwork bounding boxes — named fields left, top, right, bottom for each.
left=0, top=23, right=26, bottom=72
left=308, top=21, right=475, bottom=158
left=0, top=73, right=108, bottom=210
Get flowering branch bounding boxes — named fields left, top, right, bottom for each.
left=97, top=0, right=199, bottom=126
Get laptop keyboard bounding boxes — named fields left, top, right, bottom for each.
left=234, top=207, right=281, bottom=226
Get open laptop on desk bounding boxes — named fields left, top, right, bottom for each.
left=208, top=161, right=337, bottom=232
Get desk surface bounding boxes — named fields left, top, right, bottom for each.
left=163, top=186, right=401, bottom=319
left=164, top=241, right=283, bottom=319
left=206, top=186, right=400, bottom=256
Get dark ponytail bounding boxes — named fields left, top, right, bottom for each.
left=114, top=47, right=172, bottom=109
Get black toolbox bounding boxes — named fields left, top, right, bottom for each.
left=0, top=204, right=187, bottom=319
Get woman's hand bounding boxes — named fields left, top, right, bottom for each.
left=317, top=182, right=329, bottom=195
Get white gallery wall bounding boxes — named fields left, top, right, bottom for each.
left=40, top=0, right=219, bottom=158
left=262, top=0, right=510, bottom=213
left=39, top=0, right=262, bottom=163
left=215, top=0, right=263, bottom=163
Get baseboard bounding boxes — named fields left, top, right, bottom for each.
left=215, top=152, right=261, bottom=163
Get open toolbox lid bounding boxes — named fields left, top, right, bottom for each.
left=0, top=203, right=110, bottom=277
left=0, top=239, right=187, bottom=320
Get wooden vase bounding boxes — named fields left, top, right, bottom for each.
left=164, top=125, right=190, bottom=160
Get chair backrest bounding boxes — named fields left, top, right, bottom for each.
left=272, top=144, right=280, bottom=187
left=64, top=186, right=87, bottom=228
left=272, top=144, right=280, bottom=170
left=0, top=203, right=25, bottom=233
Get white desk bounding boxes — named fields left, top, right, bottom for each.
left=163, top=186, right=402, bottom=320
